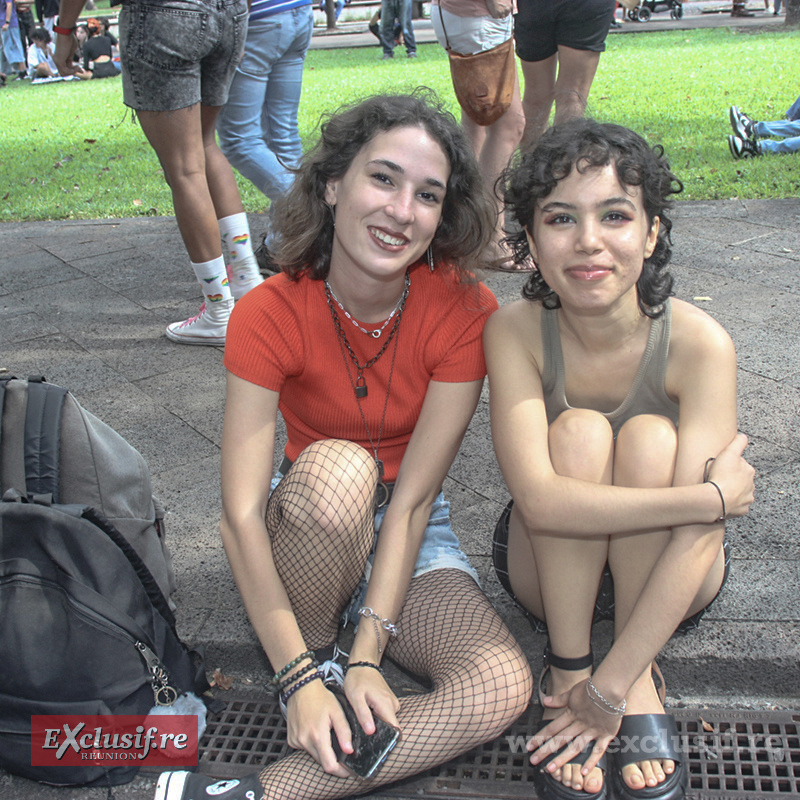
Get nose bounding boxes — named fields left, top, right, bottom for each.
left=386, top=188, right=415, bottom=225
left=575, top=218, right=602, bottom=253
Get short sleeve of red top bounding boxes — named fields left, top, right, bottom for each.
left=224, top=264, right=499, bottom=482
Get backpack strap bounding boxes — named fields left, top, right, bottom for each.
left=24, top=376, right=68, bottom=503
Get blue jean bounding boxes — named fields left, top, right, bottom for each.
left=380, top=0, right=415, bottom=56
left=755, top=119, right=800, bottom=155
left=217, top=5, right=313, bottom=199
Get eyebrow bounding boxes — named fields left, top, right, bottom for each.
left=539, top=196, right=638, bottom=212
left=368, top=158, right=447, bottom=191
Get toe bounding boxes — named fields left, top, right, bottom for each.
left=622, top=763, right=646, bottom=790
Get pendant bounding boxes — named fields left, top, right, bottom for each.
left=375, top=481, right=390, bottom=508
left=355, top=375, right=368, bottom=398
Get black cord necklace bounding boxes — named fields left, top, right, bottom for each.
left=325, top=272, right=410, bottom=506
left=324, top=271, right=410, bottom=399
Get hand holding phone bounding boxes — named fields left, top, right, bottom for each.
left=328, top=685, right=401, bottom=780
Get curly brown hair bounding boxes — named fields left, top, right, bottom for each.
left=271, top=89, right=496, bottom=282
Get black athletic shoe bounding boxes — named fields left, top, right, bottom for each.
left=728, top=135, right=760, bottom=159
left=154, top=772, right=263, bottom=800
left=729, top=105, right=756, bottom=139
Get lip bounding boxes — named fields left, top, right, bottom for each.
left=368, top=226, right=409, bottom=250
left=567, top=266, right=613, bottom=281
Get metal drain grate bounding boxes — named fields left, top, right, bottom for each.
left=199, top=690, right=800, bottom=799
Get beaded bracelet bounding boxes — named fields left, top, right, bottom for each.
left=278, top=660, right=319, bottom=692
left=270, top=650, right=315, bottom=687
left=280, top=671, right=322, bottom=706
left=345, top=661, right=385, bottom=676
left=358, top=607, right=398, bottom=656
left=586, top=679, right=626, bottom=717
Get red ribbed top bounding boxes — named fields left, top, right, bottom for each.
left=224, top=265, right=498, bottom=481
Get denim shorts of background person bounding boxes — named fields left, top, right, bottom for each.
left=431, top=4, right=513, bottom=56
left=269, top=470, right=480, bottom=628
left=117, top=0, right=248, bottom=111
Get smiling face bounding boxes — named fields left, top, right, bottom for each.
left=324, top=125, right=450, bottom=286
left=527, top=163, right=660, bottom=314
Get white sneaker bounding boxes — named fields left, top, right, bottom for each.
left=166, top=300, right=233, bottom=346
left=154, top=772, right=262, bottom=800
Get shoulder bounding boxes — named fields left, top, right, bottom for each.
left=422, top=265, right=499, bottom=316
left=485, top=297, right=541, bottom=340
left=668, top=298, right=735, bottom=361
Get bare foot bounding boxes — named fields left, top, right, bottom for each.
left=540, top=664, right=605, bottom=794
left=619, top=668, right=676, bottom=791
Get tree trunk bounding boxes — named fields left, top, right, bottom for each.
left=325, top=0, right=337, bottom=29
left=786, top=0, right=800, bottom=25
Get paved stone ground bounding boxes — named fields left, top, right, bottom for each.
left=1, top=197, right=798, bottom=799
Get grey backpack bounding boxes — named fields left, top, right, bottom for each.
left=0, top=375, right=175, bottom=602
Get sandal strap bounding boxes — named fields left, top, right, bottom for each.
left=545, top=646, right=594, bottom=672
left=613, top=713, right=684, bottom=769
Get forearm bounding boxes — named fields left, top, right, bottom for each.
left=348, top=495, right=434, bottom=662
left=514, top=475, right=723, bottom=538
left=592, top=522, right=724, bottom=705
left=220, top=514, right=309, bottom=673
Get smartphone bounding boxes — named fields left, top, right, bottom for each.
left=328, top=685, right=401, bottom=780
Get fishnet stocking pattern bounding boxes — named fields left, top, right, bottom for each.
left=266, top=439, right=378, bottom=650
left=259, top=569, right=534, bottom=800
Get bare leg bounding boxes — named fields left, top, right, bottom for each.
left=519, top=54, right=557, bottom=151
left=609, top=414, right=725, bottom=792
left=462, top=75, right=525, bottom=262
left=506, top=408, right=613, bottom=793
left=552, top=45, right=601, bottom=126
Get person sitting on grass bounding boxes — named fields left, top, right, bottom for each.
left=485, top=117, right=755, bottom=800
left=26, top=26, right=57, bottom=79
left=728, top=100, right=800, bottom=158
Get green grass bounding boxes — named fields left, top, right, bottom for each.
left=1, top=25, right=798, bottom=222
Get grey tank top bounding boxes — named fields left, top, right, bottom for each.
left=541, top=298, right=680, bottom=436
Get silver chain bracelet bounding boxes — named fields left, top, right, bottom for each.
left=358, top=606, right=398, bottom=655
left=586, top=678, right=627, bottom=716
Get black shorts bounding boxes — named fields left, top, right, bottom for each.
left=492, top=500, right=732, bottom=637
left=515, top=0, right=616, bottom=63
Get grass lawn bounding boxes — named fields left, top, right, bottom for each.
left=1, top=25, right=798, bottom=222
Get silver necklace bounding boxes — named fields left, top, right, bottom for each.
left=324, top=273, right=409, bottom=339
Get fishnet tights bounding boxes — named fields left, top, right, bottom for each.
left=266, top=439, right=378, bottom=650
left=261, top=439, right=534, bottom=800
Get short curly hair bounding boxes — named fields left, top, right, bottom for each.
left=272, top=89, right=495, bottom=282
left=504, top=118, right=683, bottom=317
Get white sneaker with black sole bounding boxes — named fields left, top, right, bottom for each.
left=166, top=299, right=233, bottom=346
left=154, top=772, right=263, bottom=800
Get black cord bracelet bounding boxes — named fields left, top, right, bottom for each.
left=345, top=661, right=384, bottom=676
left=280, top=671, right=322, bottom=705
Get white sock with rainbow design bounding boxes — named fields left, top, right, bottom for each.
left=191, top=255, right=233, bottom=322
left=218, top=212, right=264, bottom=300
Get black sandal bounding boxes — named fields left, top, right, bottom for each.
left=533, top=647, right=608, bottom=800
left=610, top=663, right=687, bottom=800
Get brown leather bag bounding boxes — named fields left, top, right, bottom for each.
left=439, top=8, right=516, bottom=127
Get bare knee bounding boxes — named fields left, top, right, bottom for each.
left=615, top=415, right=677, bottom=488
left=549, top=409, right=614, bottom=480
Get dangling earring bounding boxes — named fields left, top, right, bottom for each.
left=426, top=245, right=434, bottom=272
left=328, top=203, right=336, bottom=229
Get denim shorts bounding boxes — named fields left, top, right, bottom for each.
left=515, top=0, right=615, bottom=62
left=431, top=6, right=513, bottom=56
left=118, top=0, right=248, bottom=111
left=492, top=499, right=731, bottom=637
left=270, top=471, right=480, bottom=627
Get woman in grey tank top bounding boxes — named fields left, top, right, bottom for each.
left=484, top=119, right=755, bottom=800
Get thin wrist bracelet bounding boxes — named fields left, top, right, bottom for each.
left=271, top=650, right=315, bottom=686
left=345, top=661, right=384, bottom=676
left=705, top=479, right=726, bottom=522
left=280, top=671, right=322, bottom=705
left=358, top=607, right=398, bottom=656
left=586, top=679, right=626, bottom=716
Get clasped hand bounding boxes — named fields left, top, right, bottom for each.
left=707, top=433, right=755, bottom=519
left=528, top=678, right=620, bottom=777
left=285, top=667, right=400, bottom=777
